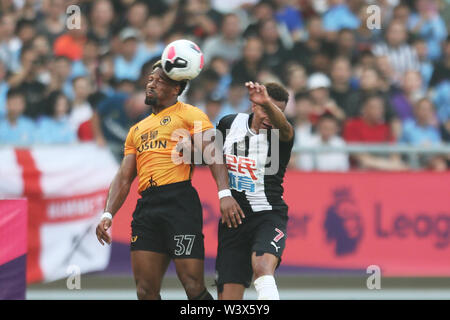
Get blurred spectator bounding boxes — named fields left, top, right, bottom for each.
left=71, top=39, right=100, bottom=81
left=329, top=56, right=355, bottom=112
left=392, top=2, right=412, bottom=26
left=88, top=0, right=115, bottom=55
left=48, top=55, right=74, bottom=100
left=401, top=97, right=441, bottom=146
left=0, top=13, right=22, bottom=72
left=92, top=91, right=148, bottom=161
left=432, top=80, right=450, bottom=125
left=332, top=28, right=358, bottom=64
left=408, top=0, right=447, bottom=61
left=292, top=93, right=314, bottom=144
left=53, top=14, right=89, bottom=61
left=322, top=0, right=360, bottom=41
left=389, top=70, right=425, bottom=122
left=295, top=114, right=349, bottom=171
left=203, top=13, right=243, bottom=65
left=373, top=20, right=420, bottom=82
left=354, top=4, right=382, bottom=52
left=345, top=67, right=394, bottom=120
left=124, top=1, right=149, bottom=31
left=307, top=72, right=345, bottom=124
left=0, top=88, right=35, bottom=145
left=284, top=62, right=307, bottom=119
left=343, top=94, right=408, bottom=171
left=258, top=18, right=289, bottom=76
left=114, top=28, right=146, bottom=81
left=0, top=61, right=9, bottom=118
left=183, top=0, right=223, bottom=41
left=204, top=94, right=223, bottom=125
left=211, top=0, right=259, bottom=14
left=8, top=46, right=47, bottom=118
left=209, top=56, right=232, bottom=99
left=15, top=18, right=36, bottom=48
left=286, top=16, right=333, bottom=73
left=138, top=16, right=165, bottom=63
left=273, top=0, right=304, bottom=41
left=32, top=34, right=52, bottom=62
left=36, top=0, right=66, bottom=46
left=412, top=37, right=434, bottom=89
left=429, top=35, right=450, bottom=87
left=36, top=91, right=77, bottom=144
left=231, top=36, right=264, bottom=83
left=216, top=80, right=250, bottom=119
left=346, top=93, right=391, bottom=139
left=69, top=76, right=94, bottom=141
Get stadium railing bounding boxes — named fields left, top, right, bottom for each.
left=292, top=143, right=450, bottom=169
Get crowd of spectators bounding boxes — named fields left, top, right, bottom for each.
left=0, top=0, right=449, bottom=170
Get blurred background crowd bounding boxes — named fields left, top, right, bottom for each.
left=0, top=0, right=449, bottom=171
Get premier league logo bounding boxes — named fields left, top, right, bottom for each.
left=324, top=188, right=363, bottom=256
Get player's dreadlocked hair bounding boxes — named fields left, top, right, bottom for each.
left=264, top=82, right=289, bottom=103
left=152, top=60, right=188, bottom=96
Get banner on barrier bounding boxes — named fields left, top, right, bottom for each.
left=0, top=199, right=27, bottom=299
left=112, top=168, right=450, bottom=276
left=0, top=145, right=117, bottom=283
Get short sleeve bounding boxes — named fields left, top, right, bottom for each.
left=186, top=107, right=214, bottom=135
left=124, top=126, right=136, bottom=156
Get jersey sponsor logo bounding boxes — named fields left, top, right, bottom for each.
left=226, top=154, right=259, bottom=193
left=136, top=140, right=168, bottom=153
left=225, top=154, right=258, bottom=180
left=160, top=116, right=171, bottom=126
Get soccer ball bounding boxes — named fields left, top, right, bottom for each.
left=161, top=39, right=204, bottom=81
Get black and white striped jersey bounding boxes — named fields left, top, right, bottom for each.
left=217, top=113, right=294, bottom=214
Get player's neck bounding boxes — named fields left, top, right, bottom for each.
left=152, top=99, right=178, bottom=114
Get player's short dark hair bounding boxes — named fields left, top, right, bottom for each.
left=7, top=87, right=24, bottom=99
left=152, top=60, right=188, bottom=96
left=265, top=82, right=289, bottom=104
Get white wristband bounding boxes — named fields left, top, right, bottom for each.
left=218, top=189, right=232, bottom=199
left=101, top=212, right=113, bottom=220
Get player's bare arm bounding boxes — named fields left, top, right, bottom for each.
left=245, top=81, right=294, bottom=142
left=96, top=154, right=137, bottom=245
left=194, top=129, right=245, bottom=228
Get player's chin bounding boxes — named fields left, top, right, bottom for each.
left=145, top=95, right=158, bottom=106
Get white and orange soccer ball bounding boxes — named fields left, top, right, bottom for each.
left=161, top=39, right=204, bottom=81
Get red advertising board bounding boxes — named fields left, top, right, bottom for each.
left=112, top=168, right=450, bottom=276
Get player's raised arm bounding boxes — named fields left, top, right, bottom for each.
left=96, top=154, right=137, bottom=245
left=245, top=81, right=294, bottom=142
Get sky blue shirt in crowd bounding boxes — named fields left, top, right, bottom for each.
left=136, top=42, right=165, bottom=64
left=322, top=4, right=360, bottom=32
left=0, top=116, right=35, bottom=146
left=0, top=81, right=8, bottom=118
left=35, top=116, right=77, bottom=144
left=408, top=13, right=447, bottom=61
left=275, top=5, right=304, bottom=32
left=432, top=81, right=450, bottom=123
left=401, top=119, right=441, bottom=146
left=114, top=44, right=160, bottom=81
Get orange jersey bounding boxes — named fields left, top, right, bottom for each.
left=124, top=101, right=213, bottom=193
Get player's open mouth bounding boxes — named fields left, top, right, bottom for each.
left=262, top=123, right=272, bottom=129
